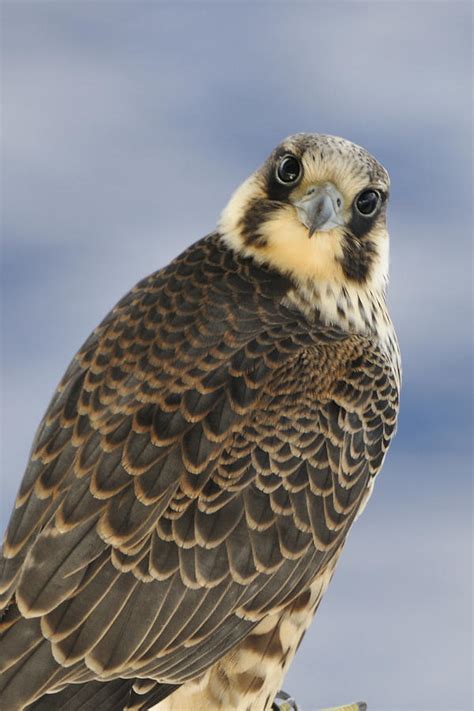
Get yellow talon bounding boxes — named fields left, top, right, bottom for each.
left=320, top=703, right=367, bottom=711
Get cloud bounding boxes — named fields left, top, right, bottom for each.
left=285, top=451, right=472, bottom=711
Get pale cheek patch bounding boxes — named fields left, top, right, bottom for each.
left=218, top=174, right=265, bottom=240
left=370, top=224, right=390, bottom=291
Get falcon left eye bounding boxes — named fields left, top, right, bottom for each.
left=276, top=155, right=302, bottom=185
left=355, top=189, right=380, bottom=216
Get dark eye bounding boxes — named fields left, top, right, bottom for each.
left=276, top=155, right=302, bottom=185
left=355, top=189, right=381, bottom=216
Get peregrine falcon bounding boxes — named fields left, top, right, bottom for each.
left=0, top=134, right=400, bottom=711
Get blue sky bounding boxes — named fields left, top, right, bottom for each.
left=1, top=2, right=472, bottom=709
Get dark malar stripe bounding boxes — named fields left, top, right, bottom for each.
left=339, top=231, right=377, bottom=283
left=238, top=198, right=281, bottom=247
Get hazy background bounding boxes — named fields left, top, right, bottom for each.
left=1, top=2, right=472, bottom=709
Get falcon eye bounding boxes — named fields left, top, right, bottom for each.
left=276, top=155, right=302, bottom=185
left=355, top=189, right=381, bottom=216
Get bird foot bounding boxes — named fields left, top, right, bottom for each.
left=272, top=691, right=367, bottom=711
left=320, top=703, right=367, bottom=711
left=272, top=689, right=299, bottom=710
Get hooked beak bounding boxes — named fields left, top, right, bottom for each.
left=293, top=183, right=345, bottom=237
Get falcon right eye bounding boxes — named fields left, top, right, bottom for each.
left=276, top=155, right=302, bottom=185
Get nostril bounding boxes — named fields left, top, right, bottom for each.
left=336, top=198, right=342, bottom=208
left=306, top=187, right=315, bottom=195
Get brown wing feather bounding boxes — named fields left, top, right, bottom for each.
left=0, top=233, right=398, bottom=708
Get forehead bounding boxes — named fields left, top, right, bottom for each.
left=271, top=133, right=389, bottom=190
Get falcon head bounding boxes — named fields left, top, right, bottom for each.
left=219, top=133, right=390, bottom=293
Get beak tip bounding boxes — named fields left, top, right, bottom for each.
left=296, top=185, right=344, bottom=236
